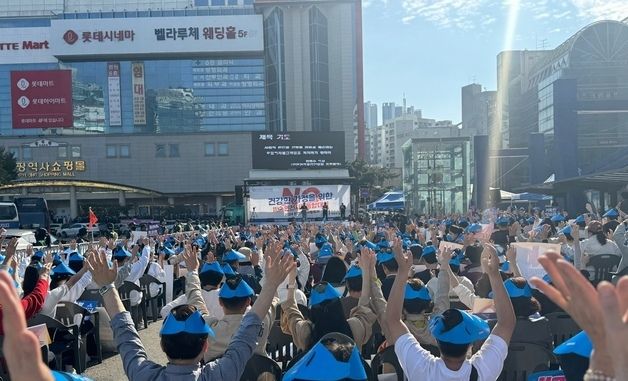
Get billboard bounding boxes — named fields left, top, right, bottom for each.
left=107, top=63, right=122, bottom=126
left=249, top=185, right=351, bottom=222
left=11, top=70, right=73, bottom=129
left=252, top=132, right=346, bottom=170
left=0, top=27, right=56, bottom=64
left=50, top=15, right=263, bottom=57
left=131, top=62, right=146, bottom=125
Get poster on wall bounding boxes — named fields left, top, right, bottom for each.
left=11, top=70, right=73, bottom=129
left=131, top=62, right=146, bottom=125
left=107, top=62, right=122, bottom=126
left=249, top=185, right=351, bottom=222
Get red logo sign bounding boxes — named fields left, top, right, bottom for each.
left=63, top=30, right=78, bottom=45
left=11, top=70, right=73, bottom=129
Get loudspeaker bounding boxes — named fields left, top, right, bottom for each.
left=235, top=185, right=244, bottom=205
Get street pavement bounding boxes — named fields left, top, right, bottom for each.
left=84, top=319, right=167, bottom=381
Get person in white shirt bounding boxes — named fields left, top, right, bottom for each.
left=40, top=262, right=92, bottom=318
left=573, top=221, right=622, bottom=276
left=384, top=240, right=516, bottom=381
left=112, top=239, right=150, bottom=306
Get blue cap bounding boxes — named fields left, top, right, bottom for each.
left=223, top=249, right=246, bottom=262
left=221, top=263, right=236, bottom=277
left=575, top=214, right=586, bottom=224
left=51, top=262, right=76, bottom=278
left=404, top=283, right=431, bottom=301
left=553, top=331, right=592, bottom=358
left=33, top=250, right=45, bottom=261
left=52, top=253, right=63, bottom=266
left=200, top=262, right=224, bottom=275
left=376, top=239, right=391, bottom=250
left=551, top=214, right=565, bottom=223
left=360, top=240, right=378, bottom=251
left=504, top=278, right=532, bottom=298
left=603, top=209, right=619, bottom=218
left=112, top=246, right=132, bottom=259
left=376, top=251, right=395, bottom=264
left=318, top=243, right=334, bottom=258
left=51, top=370, right=93, bottom=380
left=466, top=223, right=482, bottom=233
left=421, top=246, right=436, bottom=259
left=68, top=252, right=84, bottom=263
left=160, top=246, right=175, bottom=258
left=315, top=234, right=328, bottom=245
left=500, top=261, right=510, bottom=272
left=219, top=276, right=255, bottom=299
left=429, top=310, right=490, bottom=344
left=559, top=226, right=572, bottom=236
left=542, top=273, right=552, bottom=283
left=344, top=265, right=362, bottom=280
left=496, top=217, right=510, bottom=226
left=160, top=309, right=214, bottom=336
left=309, top=283, right=341, bottom=307
left=282, top=333, right=367, bottom=381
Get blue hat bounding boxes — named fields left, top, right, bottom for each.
left=466, top=223, right=482, bottom=234
left=603, top=209, right=619, bottom=218
left=551, top=214, right=565, bottom=223
left=52, top=253, right=63, bottom=266
left=344, top=265, right=362, bottom=280
left=309, top=283, right=341, bottom=307
left=33, top=250, right=45, bottom=261
left=421, top=246, right=436, bottom=259
left=219, top=276, right=255, bottom=299
left=318, top=243, right=334, bottom=258
left=51, top=370, right=93, bottom=380
left=112, top=246, right=132, bottom=259
left=559, top=226, right=572, bottom=236
left=68, top=252, right=84, bottom=263
left=575, top=214, right=586, bottom=224
left=221, top=263, right=237, bottom=277
left=376, top=251, right=395, bottom=264
left=542, top=273, right=552, bottom=283
left=500, top=261, right=510, bottom=272
left=553, top=331, right=592, bottom=358
left=376, top=239, right=391, bottom=250
left=360, top=240, right=378, bottom=251
left=315, top=234, right=328, bottom=245
left=404, top=283, right=431, bottom=301
left=429, top=310, right=490, bottom=344
left=449, top=255, right=461, bottom=267
left=51, top=262, right=76, bottom=278
left=0, top=254, right=4, bottom=263
left=160, top=309, right=214, bottom=336
left=282, top=333, right=367, bottom=381
left=223, top=249, right=246, bottom=262
left=496, top=217, right=510, bottom=226
left=160, top=246, right=175, bottom=258
left=504, top=278, right=532, bottom=298
left=200, top=262, right=224, bottom=275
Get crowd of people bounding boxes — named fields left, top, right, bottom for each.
left=0, top=203, right=626, bottom=381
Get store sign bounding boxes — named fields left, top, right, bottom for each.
left=131, top=62, right=146, bottom=125
left=16, top=160, right=87, bottom=179
left=252, top=132, right=346, bottom=170
left=107, top=63, right=122, bottom=126
left=11, top=70, right=73, bottom=129
left=249, top=185, right=351, bottom=222
left=0, top=27, right=57, bottom=64
left=50, top=15, right=263, bottom=57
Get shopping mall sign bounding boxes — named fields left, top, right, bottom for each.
left=0, top=27, right=57, bottom=64
left=50, top=15, right=263, bottom=57
left=16, top=160, right=86, bottom=179
left=10, top=70, right=73, bottom=129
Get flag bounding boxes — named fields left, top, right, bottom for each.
left=88, top=207, right=98, bottom=228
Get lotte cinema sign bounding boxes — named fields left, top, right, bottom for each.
left=10, top=70, right=73, bottom=129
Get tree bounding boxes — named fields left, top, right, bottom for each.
left=347, top=159, right=399, bottom=203
left=0, top=147, right=17, bottom=186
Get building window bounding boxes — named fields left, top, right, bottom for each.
left=119, top=144, right=130, bottom=158
left=106, top=145, right=117, bottom=158
left=8, top=147, right=19, bottom=159
left=218, top=142, right=229, bottom=156
left=205, top=143, right=215, bottom=156
left=71, top=145, right=81, bottom=158
left=211, top=0, right=225, bottom=5
left=22, top=147, right=32, bottom=160
left=169, top=144, right=180, bottom=157
left=58, top=146, right=67, bottom=158
left=156, top=144, right=166, bottom=158
left=309, top=6, right=330, bottom=132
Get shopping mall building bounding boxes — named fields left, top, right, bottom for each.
left=0, top=0, right=363, bottom=220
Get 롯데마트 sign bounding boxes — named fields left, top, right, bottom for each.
left=16, top=160, right=86, bottom=179
left=249, top=185, right=350, bottom=222
left=252, top=132, right=346, bottom=170
left=50, top=15, right=263, bottom=57
left=107, top=62, right=122, bottom=126
left=131, top=62, right=146, bottom=125
left=0, top=27, right=56, bottom=64
left=11, top=70, right=73, bottom=129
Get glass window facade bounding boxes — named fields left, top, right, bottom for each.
left=106, top=145, right=117, bottom=158
left=218, top=142, right=229, bottom=156
left=0, top=58, right=265, bottom=136
left=309, top=6, right=330, bottom=132
left=119, top=144, right=130, bottom=158
left=264, top=7, right=287, bottom=132
left=538, top=82, right=554, bottom=136
left=205, top=142, right=215, bottom=156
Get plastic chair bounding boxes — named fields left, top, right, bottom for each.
left=371, top=346, right=404, bottom=381
left=546, top=312, right=580, bottom=347
left=266, top=320, right=298, bottom=371
left=118, top=281, right=148, bottom=330
left=28, top=314, right=81, bottom=373
left=588, top=254, right=620, bottom=285
left=140, top=274, right=166, bottom=322
left=56, top=301, right=103, bottom=365
left=239, top=354, right=282, bottom=381
left=173, top=276, right=186, bottom=298
left=78, top=289, right=103, bottom=306
left=497, top=342, right=554, bottom=381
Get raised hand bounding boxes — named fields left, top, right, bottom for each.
left=481, top=243, right=500, bottom=275
left=264, top=243, right=297, bottom=288
left=86, top=250, right=118, bottom=287
left=392, top=237, right=412, bottom=273
left=3, top=238, right=19, bottom=265
left=39, top=263, right=52, bottom=280
left=438, top=246, right=454, bottom=267
left=182, top=245, right=200, bottom=272
left=358, top=247, right=375, bottom=274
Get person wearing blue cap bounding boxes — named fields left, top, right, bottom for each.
left=557, top=225, right=576, bottom=263
left=384, top=243, right=515, bottom=380
left=281, top=247, right=376, bottom=352
left=113, top=237, right=151, bottom=307
left=222, top=249, right=262, bottom=294
left=553, top=331, right=591, bottom=381
left=340, top=265, right=363, bottom=318
left=68, top=252, right=85, bottom=273
left=41, top=260, right=93, bottom=319
left=87, top=240, right=295, bottom=381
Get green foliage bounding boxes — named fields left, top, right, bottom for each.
left=0, top=147, right=17, bottom=186
left=347, top=159, right=399, bottom=200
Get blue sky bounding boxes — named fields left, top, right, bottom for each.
left=362, top=0, right=628, bottom=123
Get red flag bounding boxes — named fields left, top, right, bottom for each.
left=89, top=207, right=98, bottom=228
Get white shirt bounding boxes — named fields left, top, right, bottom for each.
left=395, top=333, right=508, bottom=381
left=427, top=274, right=474, bottom=305
left=125, top=246, right=151, bottom=306
left=160, top=288, right=224, bottom=321
left=146, top=262, right=166, bottom=297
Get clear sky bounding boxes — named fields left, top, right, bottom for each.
left=362, top=0, right=628, bottom=124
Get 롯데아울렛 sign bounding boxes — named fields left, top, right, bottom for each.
left=16, top=160, right=86, bottom=179
left=11, top=70, right=73, bottom=129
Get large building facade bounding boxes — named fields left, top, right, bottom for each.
left=0, top=0, right=362, bottom=220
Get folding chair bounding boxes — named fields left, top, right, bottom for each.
left=589, top=254, right=621, bottom=285
left=266, top=320, right=298, bottom=371
left=140, top=274, right=166, bottom=322
left=118, top=281, right=148, bottom=330
left=497, top=342, right=554, bottom=381
left=240, top=354, right=282, bottom=381
left=546, top=312, right=580, bottom=347
left=56, top=301, right=103, bottom=365
left=28, top=314, right=81, bottom=373
left=371, top=346, right=404, bottom=381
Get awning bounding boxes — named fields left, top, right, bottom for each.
left=518, top=165, right=628, bottom=193
left=0, top=180, right=162, bottom=196
left=367, top=191, right=405, bottom=211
